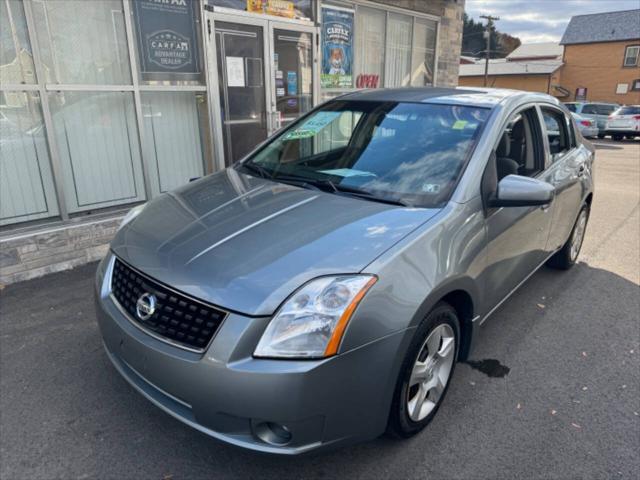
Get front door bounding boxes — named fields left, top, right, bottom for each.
left=207, top=12, right=316, bottom=166
left=481, top=106, right=555, bottom=316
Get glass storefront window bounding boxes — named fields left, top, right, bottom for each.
left=1, top=91, right=58, bottom=225
left=411, top=17, right=437, bottom=86
left=141, top=92, right=210, bottom=195
left=354, top=6, right=385, bottom=89
left=0, top=0, right=36, bottom=85
left=385, top=13, right=413, bottom=87
left=31, top=0, right=131, bottom=85
left=48, top=91, right=145, bottom=212
left=209, top=0, right=314, bottom=21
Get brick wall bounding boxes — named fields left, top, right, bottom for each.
left=369, top=0, right=465, bottom=87
left=458, top=73, right=553, bottom=93
left=0, top=216, right=122, bottom=285
left=560, top=41, right=640, bottom=103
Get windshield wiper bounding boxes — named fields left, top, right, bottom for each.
left=333, top=185, right=411, bottom=207
left=294, top=178, right=411, bottom=207
left=238, top=162, right=272, bottom=179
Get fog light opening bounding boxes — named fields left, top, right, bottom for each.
left=254, top=421, right=292, bottom=446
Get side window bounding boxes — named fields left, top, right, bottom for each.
left=493, top=107, right=545, bottom=181
left=541, top=107, right=571, bottom=161
left=581, top=104, right=598, bottom=115
left=564, top=103, right=577, bottom=112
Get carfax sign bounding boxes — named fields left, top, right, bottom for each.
left=321, top=6, right=353, bottom=88
left=133, top=0, right=200, bottom=77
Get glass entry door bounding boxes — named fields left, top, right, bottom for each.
left=214, top=20, right=269, bottom=164
left=270, top=26, right=314, bottom=132
left=209, top=13, right=316, bottom=166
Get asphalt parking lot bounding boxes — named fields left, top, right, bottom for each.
left=1, top=139, right=639, bottom=480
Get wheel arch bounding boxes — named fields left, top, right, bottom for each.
left=412, top=278, right=479, bottom=362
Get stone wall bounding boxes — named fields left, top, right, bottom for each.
left=369, top=0, right=465, bottom=87
left=0, top=216, right=122, bottom=286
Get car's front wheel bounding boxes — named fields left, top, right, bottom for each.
left=612, top=134, right=624, bottom=141
left=547, top=205, right=590, bottom=270
left=597, top=134, right=605, bottom=139
left=387, top=302, right=459, bottom=438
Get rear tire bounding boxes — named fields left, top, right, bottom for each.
left=547, top=205, right=590, bottom=270
left=612, top=134, right=624, bottom=141
left=386, top=302, right=460, bottom=438
left=597, top=134, right=605, bottom=139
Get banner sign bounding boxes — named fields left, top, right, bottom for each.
left=133, top=0, right=200, bottom=77
left=321, top=7, right=353, bottom=88
left=247, top=0, right=295, bottom=18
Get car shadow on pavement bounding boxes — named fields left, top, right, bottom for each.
left=0, top=261, right=638, bottom=480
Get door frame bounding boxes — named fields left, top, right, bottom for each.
left=205, top=9, right=318, bottom=169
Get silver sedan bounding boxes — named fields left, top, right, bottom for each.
left=95, top=87, right=594, bottom=454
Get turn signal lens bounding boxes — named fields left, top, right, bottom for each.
left=254, top=275, right=377, bottom=359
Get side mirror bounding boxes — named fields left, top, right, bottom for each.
left=490, top=174, right=555, bottom=208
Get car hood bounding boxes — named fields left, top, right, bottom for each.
left=111, top=169, right=440, bottom=316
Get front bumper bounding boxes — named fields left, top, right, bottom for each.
left=94, top=253, right=409, bottom=454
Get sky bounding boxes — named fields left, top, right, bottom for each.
left=465, top=0, right=640, bottom=44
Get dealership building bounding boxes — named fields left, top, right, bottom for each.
left=0, top=0, right=464, bottom=284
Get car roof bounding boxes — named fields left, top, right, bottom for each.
left=337, top=87, right=551, bottom=108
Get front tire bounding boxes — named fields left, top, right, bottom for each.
left=612, top=134, right=624, bottom=141
left=387, top=302, right=459, bottom=438
left=547, top=205, right=590, bottom=270
left=597, top=134, right=605, bottom=139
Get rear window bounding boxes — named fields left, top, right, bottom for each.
left=614, top=106, right=640, bottom=115
left=595, top=104, right=617, bottom=115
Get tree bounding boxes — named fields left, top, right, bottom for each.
left=462, top=13, right=521, bottom=59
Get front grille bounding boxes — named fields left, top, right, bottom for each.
left=110, top=258, right=227, bottom=352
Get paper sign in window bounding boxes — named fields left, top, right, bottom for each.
left=226, top=57, right=245, bottom=87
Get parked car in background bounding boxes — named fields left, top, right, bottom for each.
left=571, top=112, right=599, bottom=139
left=564, top=102, right=618, bottom=138
left=605, top=105, right=640, bottom=141
left=95, top=88, right=594, bottom=454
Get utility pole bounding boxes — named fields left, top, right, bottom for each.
left=480, top=14, right=499, bottom=87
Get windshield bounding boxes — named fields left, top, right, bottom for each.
left=239, top=101, right=490, bottom=207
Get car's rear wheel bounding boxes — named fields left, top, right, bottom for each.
left=612, top=134, right=624, bottom=141
left=387, top=302, right=459, bottom=438
left=597, top=134, right=605, bottom=139
left=547, top=205, right=590, bottom=270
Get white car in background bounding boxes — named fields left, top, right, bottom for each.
left=605, top=105, right=640, bottom=141
left=571, top=112, right=598, bottom=139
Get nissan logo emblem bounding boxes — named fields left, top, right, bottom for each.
left=136, top=292, right=157, bottom=321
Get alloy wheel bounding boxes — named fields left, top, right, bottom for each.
left=406, top=323, right=456, bottom=422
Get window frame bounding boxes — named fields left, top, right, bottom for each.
left=631, top=79, right=640, bottom=92
left=538, top=104, right=576, bottom=164
left=482, top=104, right=546, bottom=214
left=623, top=45, right=640, bottom=67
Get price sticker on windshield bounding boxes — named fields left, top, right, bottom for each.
left=283, top=111, right=342, bottom=141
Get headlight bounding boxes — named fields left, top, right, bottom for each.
left=118, top=203, right=145, bottom=231
left=254, top=275, right=377, bottom=359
